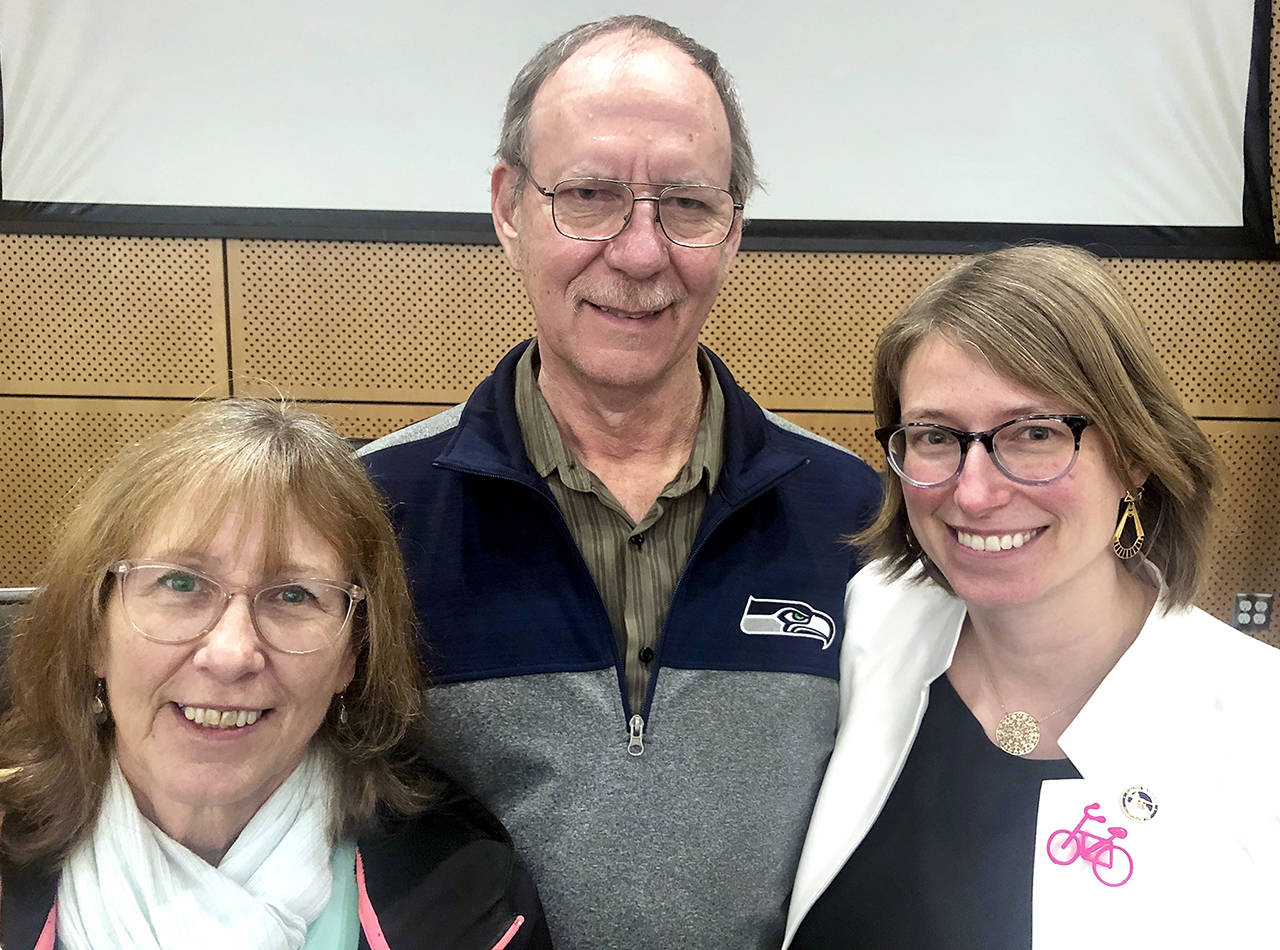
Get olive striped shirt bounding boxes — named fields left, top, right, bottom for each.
left=513, top=342, right=725, bottom=714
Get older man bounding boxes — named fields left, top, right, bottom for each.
left=361, top=16, right=880, bottom=950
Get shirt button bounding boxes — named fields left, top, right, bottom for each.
left=638, top=647, right=655, bottom=663
left=629, top=533, right=645, bottom=547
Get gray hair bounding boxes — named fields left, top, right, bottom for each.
left=496, top=15, right=757, bottom=204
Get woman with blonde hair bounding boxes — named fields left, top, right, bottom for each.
left=0, top=399, right=550, bottom=949
left=785, top=245, right=1280, bottom=948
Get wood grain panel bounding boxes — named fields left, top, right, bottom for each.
left=226, top=241, right=1278, bottom=417
left=0, top=236, right=227, bottom=397
left=0, top=398, right=194, bottom=585
left=227, top=241, right=532, bottom=402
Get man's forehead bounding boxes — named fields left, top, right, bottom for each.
left=525, top=32, right=730, bottom=171
left=532, top=32, right=722, bottom=125
left=556, top=31, right=691, bottom=83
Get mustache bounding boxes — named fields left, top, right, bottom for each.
left=571, top=278, right=687, bottom=313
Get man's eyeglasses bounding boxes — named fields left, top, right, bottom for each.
left=875, top=414, right=1094, bottom=488
left=110, top=560, right=364, bottom=655
left=527, top=173, right=742, bottom=248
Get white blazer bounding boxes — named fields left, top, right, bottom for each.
left=783, top=561, right=1280, bottom=949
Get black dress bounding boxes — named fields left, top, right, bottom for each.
left=791, top=675, right=1079, bottom=949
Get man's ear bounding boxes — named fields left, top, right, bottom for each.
left=491, top=163, right=523, bottom=270
left=722, top=210, right=744, bottom=261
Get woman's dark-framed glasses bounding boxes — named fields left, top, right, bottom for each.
left=111, top=560, right=364, bottom=655
left=528, top=174, right=742, bottom=248
left=875, top=414, right=1093, bottom=488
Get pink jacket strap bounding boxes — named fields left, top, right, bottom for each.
left=34, top=899, right=57, bottom=950
left=355, top=847, right=526, bottom=950
left=492, top=916, right=526, bottom=950
left=355, top=848, right=392, bottom=950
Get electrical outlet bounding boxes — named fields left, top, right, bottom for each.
left=1233, top=593, right=1273, bottom=631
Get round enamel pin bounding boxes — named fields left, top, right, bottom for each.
left=1120, top=786, right=1158, bottom=822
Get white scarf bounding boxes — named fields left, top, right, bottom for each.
left=58, top=750, right=337, bottom=950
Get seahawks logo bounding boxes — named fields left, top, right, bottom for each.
left=739, top=596, right=836, bottom=649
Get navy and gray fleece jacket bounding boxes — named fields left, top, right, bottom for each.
left=360, top=341, right=881, bottom=950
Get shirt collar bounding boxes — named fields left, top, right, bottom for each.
left=513, top=341, right=725, bottom=495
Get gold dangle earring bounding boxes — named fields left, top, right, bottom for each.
left=1112, top=489, right=1145, bottom=559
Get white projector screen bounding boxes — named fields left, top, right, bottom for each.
left=0, top=0, right=1273, bottom=257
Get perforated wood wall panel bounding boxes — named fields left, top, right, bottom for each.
left=228, top=245, right=1278, bottom=418
left=0, top=398, right=192, bottom=584
left=1109, top=260, right=1280, bottom=416
left=1202, top=421, right=1280, bottom=647
left=0, top=236, right=227, bottom=397
left=227, top=241, right=533, bottom=401
left=706, top=254, right=956, bottom=409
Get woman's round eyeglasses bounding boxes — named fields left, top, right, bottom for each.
left=875, top=414, right=1094, bottom=488
left=110, top=560, right=364, bottom=655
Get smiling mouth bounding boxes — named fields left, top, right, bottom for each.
left=589, top=301, right=669, bottom=320
left=177, top=703, right=267, bottom=729
left=955, top=527, right=1044, bottom=552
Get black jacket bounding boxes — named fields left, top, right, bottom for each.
left=1, top=778, right=553, bottom=950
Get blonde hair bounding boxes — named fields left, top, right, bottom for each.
left=0, top=398, right=431, bottom=864
left=858, top=244, right=1219, bottom=607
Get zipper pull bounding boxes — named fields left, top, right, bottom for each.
left=627, top=714, right=645, bottom=756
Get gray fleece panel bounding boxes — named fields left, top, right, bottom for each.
left=357, top=401, right=465, bottom=454
left=423, top=667, right=837, bottom=950
left=762, top=409, right=861, bottom=459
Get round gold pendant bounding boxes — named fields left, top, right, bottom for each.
left=994, top=710, right=1041, bottom=756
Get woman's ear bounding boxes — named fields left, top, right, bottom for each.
left=338, top=646, right=357, bottom=692
left=92, top=636, right=107, bottom=679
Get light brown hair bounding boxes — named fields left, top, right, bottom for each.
left=0, top=398, right=431, bottom=864
left=858, top=244, right=1219, bottom=607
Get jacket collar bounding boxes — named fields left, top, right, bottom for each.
left=1056, top=569, right=1188, bottom=782
left=436, top=340, right=807, bottom=505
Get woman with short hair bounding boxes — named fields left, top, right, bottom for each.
left=785, top=244, right=1280, bottom=948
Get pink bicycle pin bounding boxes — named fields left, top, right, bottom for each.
left=1045, top=802, right=1134, bottom=887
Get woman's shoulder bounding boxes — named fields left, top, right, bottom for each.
left=0, top=852, right=59, bottom=948
left=1097, top=601, right=1280, bottom=780
left=356, top=771, right=552, bottom=949
left=1145, top=601, right=1280, bottom=681
left=845, top=559, right=964, bottom=645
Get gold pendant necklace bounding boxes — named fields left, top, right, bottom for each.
left=973, top=641, right=1104, bottom=757
left=993, top=710, right=1044, bottom=756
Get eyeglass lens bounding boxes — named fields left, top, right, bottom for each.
left=887, top=418, right=1080, bottom=486
left=119, top=564, right=352, bottom=653
left=551, top=179, right=736, bottom=247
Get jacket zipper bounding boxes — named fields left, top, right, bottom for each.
left=629, top=460, right=811, bottom=755
left=627, top=714, right=645, bottom=755
left=439, top=456, right=807, bottom=759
